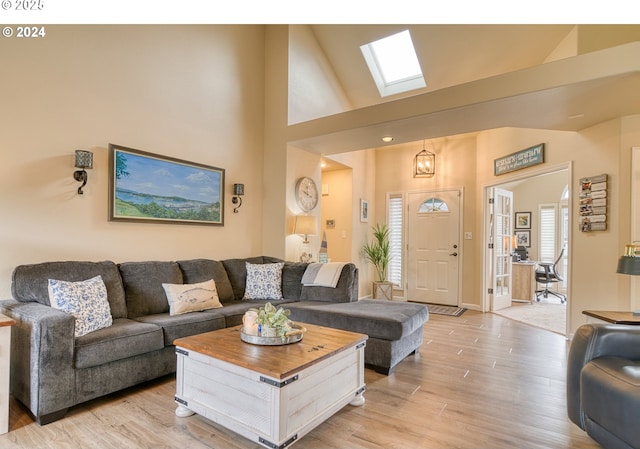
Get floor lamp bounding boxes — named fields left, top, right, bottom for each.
left=616, top=243, right=640, bottom=315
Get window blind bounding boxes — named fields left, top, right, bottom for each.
left=539, top=205, right=557, bottom=263
left=388, top=195, right=403, bottom=287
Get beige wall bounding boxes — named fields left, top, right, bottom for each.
left=320, top=169, right=353, bottom=263
left=621, top=116, right=640, bottom=311
left=0, top=25, right=266, bottom=298
left=326, top=149, right=377, bottom=297
left=288, top=25, right=352, bottom=125
left=262, top=25, right=290, bottom=260
left=285, top=146, right=322, bottom=262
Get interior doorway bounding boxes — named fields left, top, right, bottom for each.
left=483, top=163, right=571, bottom=335
left=320, top=159, right=353, bottom=263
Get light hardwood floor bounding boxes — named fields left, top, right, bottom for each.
left=1, top=311, right=600, bottom=449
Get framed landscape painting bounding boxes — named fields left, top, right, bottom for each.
left=109, top=144, right=225, bottom=226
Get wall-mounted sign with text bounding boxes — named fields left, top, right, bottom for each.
left=494, top=143, right=545, bottom=176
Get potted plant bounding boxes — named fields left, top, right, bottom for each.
left=362, top=223, right=393, bottom=300
left=255, top=302, right=292, bottom=338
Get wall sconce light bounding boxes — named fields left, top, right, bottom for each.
left=73, top=150, right=93, bottom=194
left=414, top=140, right=435, bottom=178
left=232, top=183, right=244, bottom=213
left=293, top=214, right=317, bottom=262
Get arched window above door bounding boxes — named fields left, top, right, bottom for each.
left=418, top=197, right=449, bottom=213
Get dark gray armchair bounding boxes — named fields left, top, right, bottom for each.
left=567, top=323, right=640, bottom=449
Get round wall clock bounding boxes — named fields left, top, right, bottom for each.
left=295, top=177, right=319, bottom=211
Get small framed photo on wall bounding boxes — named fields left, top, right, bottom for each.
left=515, top=230, right=531, bottom=248
left=515, top=212, right=531, bottom=229
left=360, top=199, right=369, bottom=222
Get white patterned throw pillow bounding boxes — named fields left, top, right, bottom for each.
left=162, top=279, right=223, bottom=316
left=48, top=275, right=113, bottom=337
left=243, top=262, right=284, bottom=300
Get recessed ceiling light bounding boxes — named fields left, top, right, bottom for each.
left=382, top=136, right=394, bottom=142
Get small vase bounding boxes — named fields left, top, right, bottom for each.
left=260, top=326, right=277, bottom=338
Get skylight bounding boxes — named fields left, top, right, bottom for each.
left=361, top=30, right=426, bottom=97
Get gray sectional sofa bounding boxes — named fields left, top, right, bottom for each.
left=0, top=256, right=428, bottom=425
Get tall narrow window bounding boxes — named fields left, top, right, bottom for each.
left=539, top=204, right=557, bottom=263
left=388, top=194, right=404, bottom=287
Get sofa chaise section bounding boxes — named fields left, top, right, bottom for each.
left=287, top=299, right=428, bottom=374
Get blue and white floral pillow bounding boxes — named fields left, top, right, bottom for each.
left=48, top=275, right=113, bottom=337
left=243, top=262, right=285, bottom=300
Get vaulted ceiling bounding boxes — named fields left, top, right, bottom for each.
left=310, top=24, right=575, bottom=109
left=289, top=25, right=640, bottom=154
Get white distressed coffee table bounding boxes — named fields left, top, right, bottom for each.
left=174, top=323, right=367, bottom=449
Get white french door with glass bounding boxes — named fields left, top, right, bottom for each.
left=488, top=187, right=514, bottom=311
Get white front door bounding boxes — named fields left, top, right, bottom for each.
left=407, top=190, right=461, bottom=306
left=489, top=187, right=513, bottom=311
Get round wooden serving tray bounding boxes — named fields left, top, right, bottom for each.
left=240, top=323, right=307, bottom=346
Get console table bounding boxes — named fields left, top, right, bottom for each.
left=582, top=310, right=640, bottom=325
left=512, top=262, right=537, bottom=303
left=0, top=313, right=16, bottom=434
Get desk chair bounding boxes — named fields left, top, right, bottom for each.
left=535, top=248, right=566, bottom=303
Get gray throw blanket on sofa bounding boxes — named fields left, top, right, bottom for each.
left=301, top=262, right=345, bottom=288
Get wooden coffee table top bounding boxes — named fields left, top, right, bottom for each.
left=174, top=323, right=367, bottom=380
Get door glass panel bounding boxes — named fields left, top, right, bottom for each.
left=493, top=188, right=512, bottom=305
left=418, top=197, right=449, bottom=213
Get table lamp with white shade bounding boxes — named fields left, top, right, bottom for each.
left=294, top=215, right=317, bottom=263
